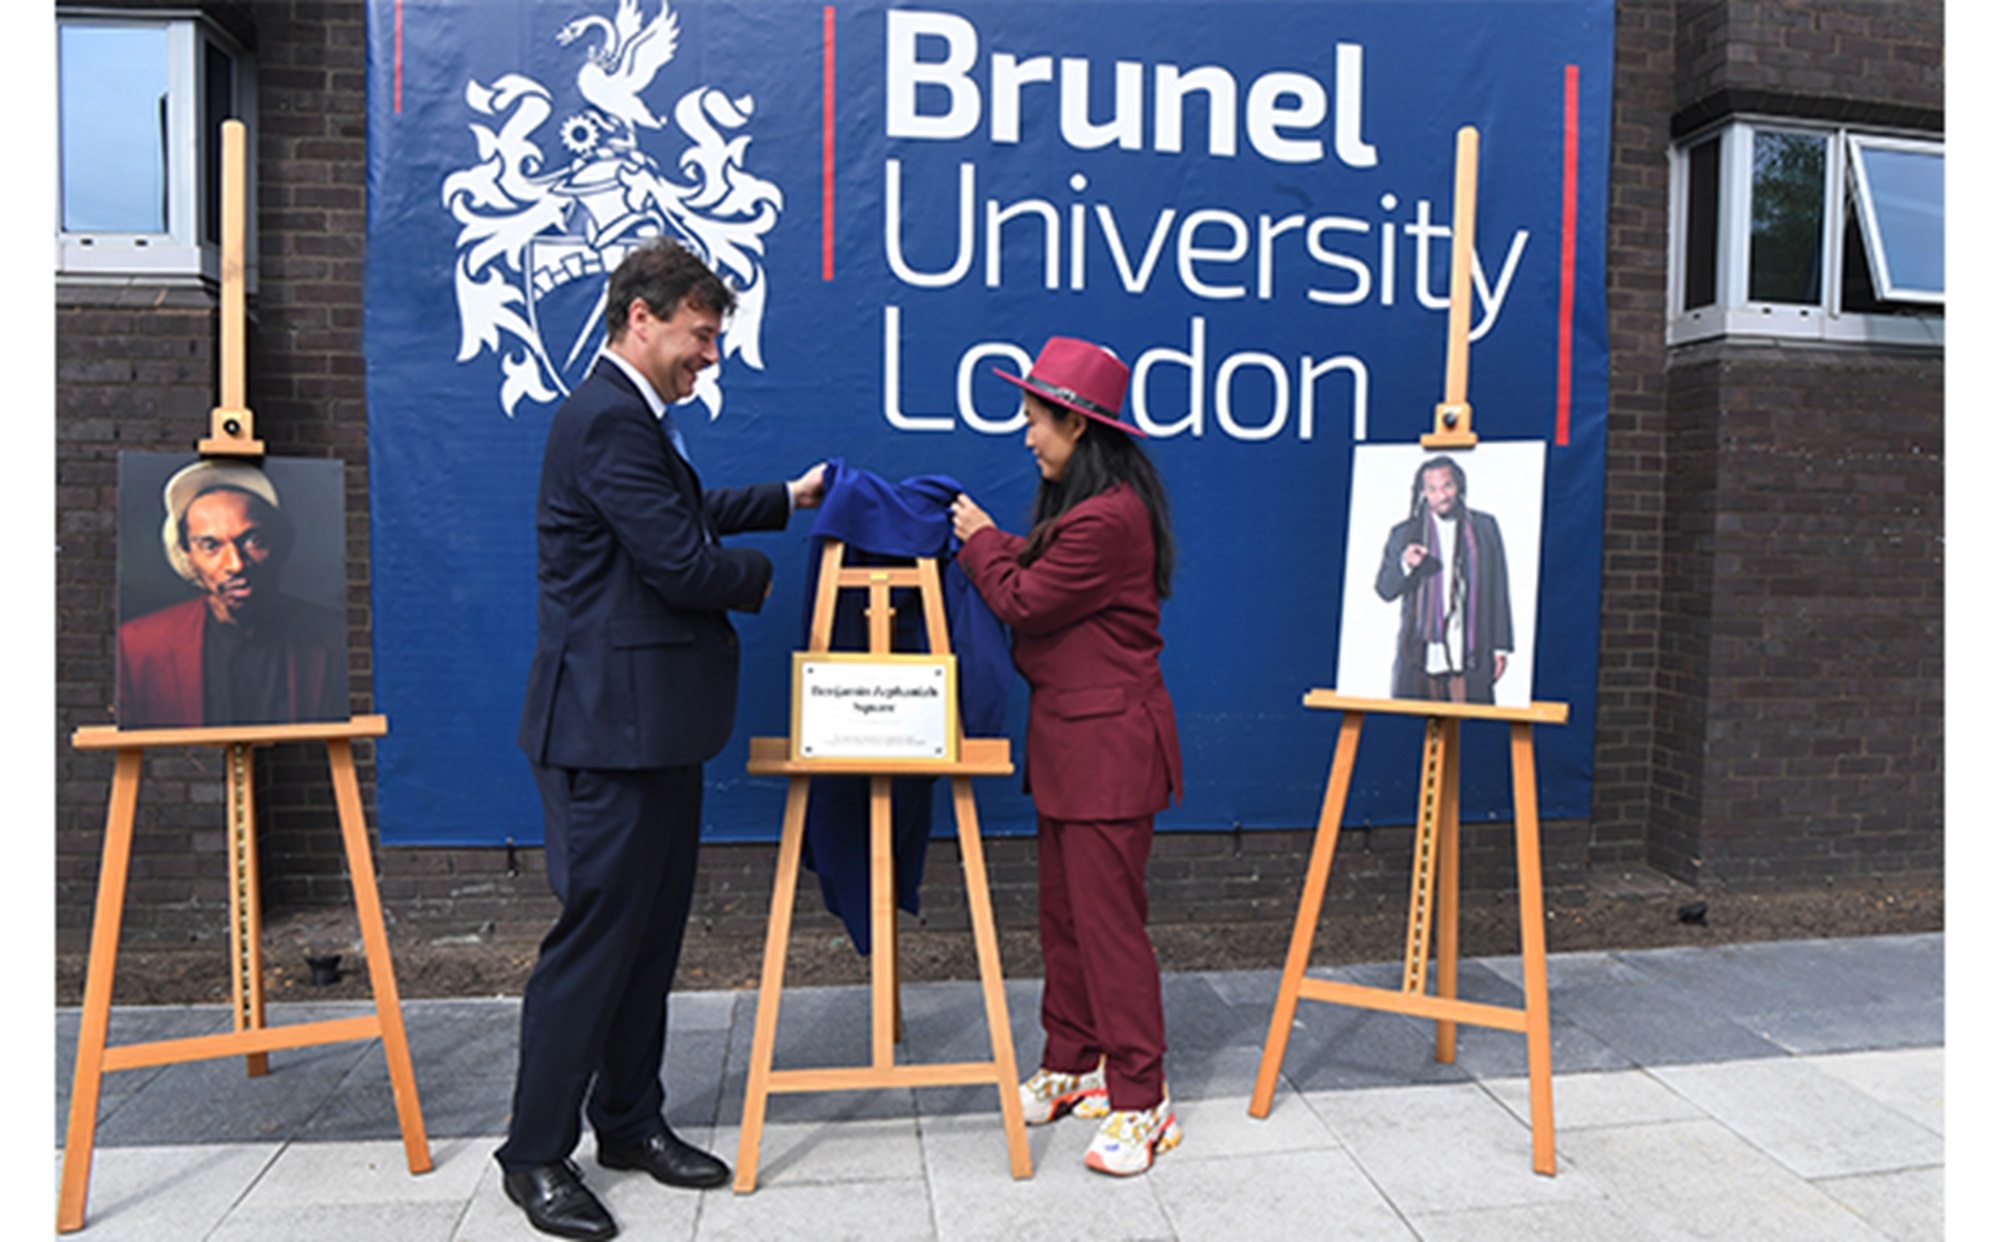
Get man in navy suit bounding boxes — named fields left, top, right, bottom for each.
left=497, top=239, right=825, bottom=1240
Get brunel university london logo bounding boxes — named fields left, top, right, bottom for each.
left=443, top=0, right=786, bottom=419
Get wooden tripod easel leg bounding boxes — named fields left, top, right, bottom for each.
left=224, top=743, right=270, bottom=1077
left=328, top=739, right=432, bottom=1173
left=1249, top=712, right=1364, bottom=1117
left=869, top=774, right=902, bottom=1065
left=1509, top=723, right=1557, bottom=1175
left=1433, top=721, right=1463, bottom=1064
left=57, top=748, right=142, bottom=1234
left=951, top=776, right=1031, bottom=1177
left=734, top=774, right=811, bottom=1193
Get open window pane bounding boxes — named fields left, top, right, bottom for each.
left=59, top=23, right=170, bottom=234
left=1848, top=138, right=1944, bottom=302
left=1748, top=130, right=1825, bottom=305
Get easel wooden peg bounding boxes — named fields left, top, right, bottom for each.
left=734, top=538, right=1031, bottom=1193
left=197, top=119, right=265, bottom=458
left=1424, top=126, right=1482, bottom=450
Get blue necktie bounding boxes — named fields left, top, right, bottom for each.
left=660, top=413, right=716, bottom=544
left=660, top=412, right=690, bottom=464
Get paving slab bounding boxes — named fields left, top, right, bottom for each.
left=1403, top=1198, right=1659, bottom=1242
left=1814, top=1166, right=1945, bottom=1242
left=917, top=1111, right=1174, bottom=1242
left=695, top=1177, right=936, bottom=1242
left=1649, top=1056, right=1944, bottom=1180
left=1303, top=1081, right=1604, bottom=1215
left=1152, top=1145, right=1416, bottom=1242
left=90, top=1039, right=377, bottom=1147
left=1558, top=1118, right=1892, bottom=1242
left=209, top=1199, right=470, bottom=1242
left=1482, top=1068, right=1704, bottom=1131
left=52, top=1143, right=282, bottom=1240
left=1805, top=1046, right=1945, bottom=1135
left=715, top=1114, right=925, bottom=1189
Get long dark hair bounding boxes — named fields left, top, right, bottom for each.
left=1408, top=455, right=1468, bottom=520
left=1021, top=397, right=1176, bottom=598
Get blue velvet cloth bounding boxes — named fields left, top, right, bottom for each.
left=798, top=460, right=1013, bottom=954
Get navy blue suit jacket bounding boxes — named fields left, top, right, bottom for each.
left=517, top=358, right=792, bottom=771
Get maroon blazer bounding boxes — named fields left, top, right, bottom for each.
left=116, top=596, right=346, bottom=729
left=957, top=483, right=1182, bottom=822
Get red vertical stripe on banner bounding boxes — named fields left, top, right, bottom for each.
left=822, top=7, right=837, bottom=280
left=1555, top=64, right=1578, bottom=446
left=394, top=0, right=404, bottom=114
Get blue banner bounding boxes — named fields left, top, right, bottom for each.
left=364, top=0, right=1612, bottom=845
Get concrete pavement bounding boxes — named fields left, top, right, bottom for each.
left=54, top=933, right=1944, bottom=1240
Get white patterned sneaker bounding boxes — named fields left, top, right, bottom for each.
left=1017, top=1063, right=1109, bottom=1125
left=1084, top=1095, right=1181, bottom=1176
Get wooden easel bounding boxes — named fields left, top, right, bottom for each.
left=1247, top=127, right=1568, bottom=1174
left=733, top=539, right=1032, bottom=1192
left=60, top=720, right=434, bottom=1232
left=58, top=121, right=430, bottom=1233
left=1246, top=695, right=1567, bottom=1174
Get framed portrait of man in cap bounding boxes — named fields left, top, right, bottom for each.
left=114, top=451, right=351, bottom=731
left=1335, top=442, right=1545, bottom=710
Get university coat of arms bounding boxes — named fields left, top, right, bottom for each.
left=442, top=0, right=785, bottom=419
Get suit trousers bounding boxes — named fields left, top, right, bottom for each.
left=1034, top=813, right=1167, bottom=1111
left=496, top=762, right=704, bottom=1170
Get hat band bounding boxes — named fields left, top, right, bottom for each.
left=1024, top=375, right=1119, bottom=423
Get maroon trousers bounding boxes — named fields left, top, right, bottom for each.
left=1035, top=813, right=1167, bottom=1111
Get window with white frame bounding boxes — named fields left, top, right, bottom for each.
left=56, top=9, right=254, bottom=284
left=1669, top=119, right=1942, bottom=348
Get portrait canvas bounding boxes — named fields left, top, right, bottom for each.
left=1335, top=442, right=1546, bottom=710
left=115, top=451, right=351, bottom=731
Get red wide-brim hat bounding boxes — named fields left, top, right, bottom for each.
left=994, top=336, right=1146, bottom=437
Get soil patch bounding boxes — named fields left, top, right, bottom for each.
left=56, top=872, right=1942, bottom=1008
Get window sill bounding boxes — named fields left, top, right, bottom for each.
left=56, top=273, right=227, bottom=311
left=1668, top=306, right=1943, bottom=352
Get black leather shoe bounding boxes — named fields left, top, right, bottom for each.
left=596, top=1126, right=730, bottom=1189
left=501, top=1159, right=617, bottom=1240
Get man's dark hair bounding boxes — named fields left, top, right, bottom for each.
left=1410, top=455, right=1468, bottom=516
left=603, top=239, right=738, bottom=341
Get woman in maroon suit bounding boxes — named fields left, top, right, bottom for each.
left=950, top=337, right=1184, bottom=1177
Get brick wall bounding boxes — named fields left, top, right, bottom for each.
left=368, top=816, right=1591, bottom=950
left=1588, top=0, right=1675, bottom=868
left=1650, top=0, right=1945, bottom=887
left=1660, top=346, right=1943, bottom=887
left=56, top=286, right=234, bottom=943
left=1673, top=0, right=1944, bottom=130
left=1653, top=351, right=1720, bottom=880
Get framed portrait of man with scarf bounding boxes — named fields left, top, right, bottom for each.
left=1335, top=442, right=1545, bottom=710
